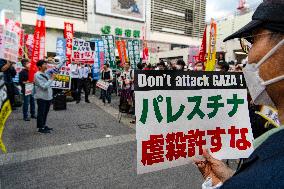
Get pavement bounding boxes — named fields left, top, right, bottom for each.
left=0, top=93, right=206, bottom=189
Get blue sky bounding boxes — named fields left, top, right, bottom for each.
left=206, top=0, right=262, bottom=21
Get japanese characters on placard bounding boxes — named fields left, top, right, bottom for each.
left=50, top=74, right=71, bottom=90
left=135, top=71, right=254, bottom=174
left=116, top=40, right=128, bottom=67
left=64, top=22, right=74, bottom=65
left=127, top=39, right=141, bottom=69
left=101, top=35, right=116, bottom=69
left=56, top=38, right=66, bottom=59
left=72, top=38, right=95, bottom=64
left=5, top=19, right=24, bottom=58
left=0, top=73, right=12, bottom=153
left=2, top=28, right=19, bottom=62
left=93, top=39, right=105, bottom=80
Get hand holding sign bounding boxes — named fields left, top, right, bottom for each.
left=194, top=149, right=234, bottom=185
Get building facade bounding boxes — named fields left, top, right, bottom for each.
left=1, top=0, right=206, bottom=56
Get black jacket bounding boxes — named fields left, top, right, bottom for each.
left=19, top=69, right=29, bottom=94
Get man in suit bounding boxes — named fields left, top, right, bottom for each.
left=194, top=1, right=284, bottom=188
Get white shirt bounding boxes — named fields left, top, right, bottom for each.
left=78, top=66, right=89, bottom=79
left=68, top=64, right=79, bottom=79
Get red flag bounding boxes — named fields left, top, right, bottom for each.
left=29, top=6, right=46, bottom=82
left=64, top=22, right=74, bottom=66
left=198, top=27, right=207, bottom=63
left=116, top=40, right=128, bottom=67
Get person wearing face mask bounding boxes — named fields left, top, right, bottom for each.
left=175, top=59, right=186, bottom=70
left=194, top=61, right=205, bottom=71
left=194, top=1, right=284, bottom=188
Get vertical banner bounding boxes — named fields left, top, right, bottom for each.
left=29, top=6, right=46, bottom=82
left=0, top=73, right=12, bottom=153
left=56, top=38, right=66, bottom=59
left=24, top=34, right=34, bottom=59
left=188, top=46, right=199, bottom=67
left=72, top=38, right=95, bottom=64
left=64, top=22, right=74, bottom=66
left=127, top=39, right=141, bottom=69
left=142, top=41, right=149, bottom=63
left=93, top=39, right=105, bottom=80
left=101, top=35, right=116, bottom=69
left=197, top=27, right=207, bottom=63
left=205, top=19, right=217, bottom=71
left=135, top=71, right=254, bottom=174
left=116, top=40, right=128, bottom=67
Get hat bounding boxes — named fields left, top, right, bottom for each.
left=224, top=0, right=284, bottom=42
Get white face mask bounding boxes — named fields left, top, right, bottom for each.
left=176, top=65, right=182, bottom=70
left=243, top=39, right=284, bottom=108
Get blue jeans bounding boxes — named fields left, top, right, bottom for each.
left=23, top=94, right=35, bottom=119
left=102, top=85, right=112, bottom=103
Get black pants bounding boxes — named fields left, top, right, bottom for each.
left=77, top=78, right=89, bottom=102
left=90, top=80, right=98, bottom=95
left=5, top=83, right=15, bottom=106
left=37, top=99, right=51, bottom=129
left=71, top=78, right=78, bottom=100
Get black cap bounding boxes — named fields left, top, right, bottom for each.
left=224, top=0, right=284, bottom=42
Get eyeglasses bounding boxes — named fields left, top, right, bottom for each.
left=239, top=32, right=276, bottom=54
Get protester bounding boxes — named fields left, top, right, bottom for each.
left=156, top=60, right=167, bottom=70
left=19, top=59, right=36, bottom=121
left=194, top=1, right=284, bottom=188
left=68, top=62, right=79, bottom=101
left=194, top=61, right=205, bottom=71
left=101, top=63, right=113, bottom=104
left=175, top=59, right=186, bottom=70
left=34, top=60, right=56, bottom=134
left=0, top=59, right=17, bottom=110
left=119, top=62, right=134, bottom=113
left=77, top=63, right=90, bottom=104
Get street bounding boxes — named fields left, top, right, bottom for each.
left=0, top=95, right=203, bottom=189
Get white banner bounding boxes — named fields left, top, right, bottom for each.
left=135, top=71, right=254, bottom=174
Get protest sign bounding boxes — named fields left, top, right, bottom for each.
left=0, top=73, right=12, bottom=153
left=135, top=71, right=254, bottom=174
left=93, top=39, right=105, bottom=80
left=127, top=39, right=141, bottom=69
left=3, top=29, right=19, bottom=62
left=25, top=83, right=34, bottom=96
left=96, top=80, right=110, bottom=91
left=116, top=40, right=128, bottom=67
left=101, top=35, right=116, bottom=69
left=51, top=74, right=71, bottom=90
left=64, top=22, right=73, bottom=65
left=12, top=62, right=23, bottom=83
left=56, top=37, right=66, bottom=59
left=5, top=19, right=24, bottom=58
left=72, top=38, right=95, bottom=64
left=0, top=25, right=4, bottom=59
